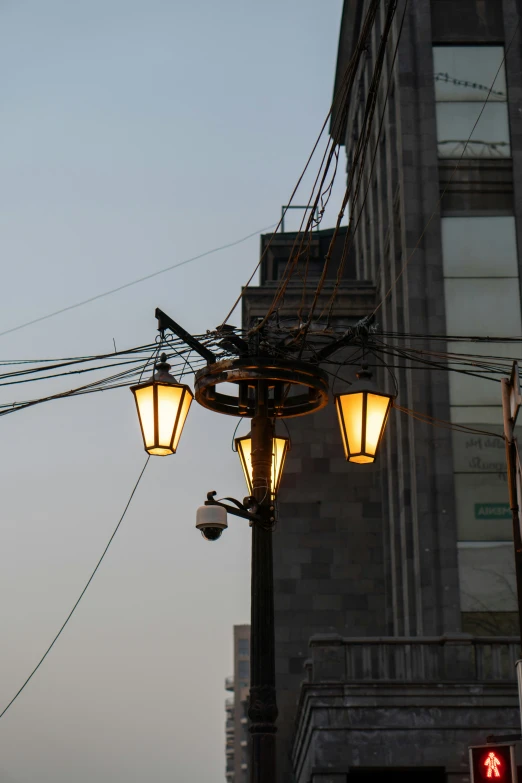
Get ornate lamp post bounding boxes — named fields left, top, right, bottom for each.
left=131, top=309, right=394, bottom=783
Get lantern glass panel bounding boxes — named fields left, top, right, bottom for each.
left=272, top=437, right=288, bottom=495
left=134, top=385, right=155, bottom=450
left=236, top=435, right=289, bottom=498
left=238, top=438, right=253, bottom=495
left=335, top=398, right=349, bottom=456
left=157, top=384, right=184, bottom=448
left=365, top=393, right=391, bottom=455
left=173, top=389, right=192, bottom=451
left=338, top=392, right=364, bottom=454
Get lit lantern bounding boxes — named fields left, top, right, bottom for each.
left=235, top=434, right=290, bottom=499
left=335, top=367, right=394, bottom=464
left=131, top=353, right=193, bottom=456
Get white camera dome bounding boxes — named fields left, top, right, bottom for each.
left=196, top=504, right=228, bottom=541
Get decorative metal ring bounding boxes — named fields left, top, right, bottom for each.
left=194, top=356, right=329, bottom=418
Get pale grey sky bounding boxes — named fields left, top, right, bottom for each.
left=0, top=1, right=344, bottom=780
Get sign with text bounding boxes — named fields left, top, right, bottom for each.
left=475, top=502, right=511, bottom=520
left=453, top=426, right=510, bottom=541
left=452, top=429, right=506, bottom=475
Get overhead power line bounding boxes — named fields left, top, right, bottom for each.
left=319, top=0, right=409, bottom=324
left=218, top=0, right=384, bottom=329
left=0, top=224, right=276, bottom=341
left=0, top=456, right=150, bottom=722
left=241, top=0, right=385, bottom=338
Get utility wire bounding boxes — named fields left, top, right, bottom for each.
left=394, top=403, right=504, bottom=441
left=321, top=0, right=409, bottom=323
left=0, top=456, right=150, bottom=722
left=0, top=225, right=276, bottom=340
left=0, top=356, right=208, bottom=417
left=299, top=0, right=399, bottom=337
left=219, top=0, right=383, bottom=329
left=246, top=0, right=383, bottom=337
left=376, top=331, right=522, bottom=343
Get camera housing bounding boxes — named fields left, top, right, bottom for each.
left=196, top=504, right=228, bottom=541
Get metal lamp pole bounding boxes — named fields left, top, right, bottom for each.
left=248, top=381, right=277, bottom=783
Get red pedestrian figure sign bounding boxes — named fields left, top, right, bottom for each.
left=484, top=752, right=502, bottom=778
left=469, top=743, right=517, bottom=783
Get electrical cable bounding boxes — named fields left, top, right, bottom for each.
left=321, top=0, right=409, bottom=323
left=0, top=355, right=208, bottom=418
left=219, top=0, right=382, bottom=329
left=369, top=337, right=515, bottom=373
left=265, top=1, right=384, bottom=333
left=376, top=331, right=522, bottom=343
left=0, top=456, right=150, bottom=721
left=0, top=224, right=277, bottom=340
left=366, top=339, right=505, bottom=383
left=394, top=402, right=504, bottom=441
left=247, top=0, right=384, bottom=338
left=293, top=0, right=399, bottom=351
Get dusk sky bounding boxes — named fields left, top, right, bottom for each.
left=0, top=1, right=344, bottom=780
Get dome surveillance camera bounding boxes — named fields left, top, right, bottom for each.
left=196, top=504, right=228, bottom=541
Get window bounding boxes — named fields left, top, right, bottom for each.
left=238, top=660, right=249, bottom=679
left=433, top=46, right=510, bottom=158
left=458, top=542, right=516, bottom=612
left=238, top=639, right=249, bottom=657
left=441, top=216, right=517, bottom=278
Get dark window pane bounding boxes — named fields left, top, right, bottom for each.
left=238, top=660, right=250, bottom=679
left=238, top=639, right=249, bottom=657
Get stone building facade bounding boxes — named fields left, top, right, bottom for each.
left=332, top=0, right=522, bottom=642
left=240, top=1, right=522, bottom=781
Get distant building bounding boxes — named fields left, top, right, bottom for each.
left=225, top=695, right=234, bottom=782
left=225, top=625, right=250, bottom=782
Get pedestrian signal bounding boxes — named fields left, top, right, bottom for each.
left=470, top=744, right=517, bottom=783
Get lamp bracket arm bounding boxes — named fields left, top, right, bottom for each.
left=155, top=308, right=216, bottom=364
left=315, top=314, right=377, bottom=361
left=204, top=491, right=270, bottom=525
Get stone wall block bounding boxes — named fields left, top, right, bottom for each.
left=310, top=636, right=346, bottom=681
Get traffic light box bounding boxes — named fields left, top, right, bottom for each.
left=470, top=744, right=518, bottom=783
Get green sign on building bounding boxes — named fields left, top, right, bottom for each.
left=474, top=503, right=511, bottom=520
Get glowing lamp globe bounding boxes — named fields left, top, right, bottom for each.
left=335, top=367, right=393, bottom=464
left=131, top=353, right=193, bottom=456
left=235, top=434, right=290, bottom=499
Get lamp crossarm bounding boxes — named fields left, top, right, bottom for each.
left=204, top=491, right=273, bottom=525
left=155, top=307, right=216, bottom=364
left=316, top=314, right=376, bottom=361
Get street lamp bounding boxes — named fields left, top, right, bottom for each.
left=130, top=353, right=193, bottom=456
left=335, top=366, right=393, bottom=464
left=235, top=433, right=290, bottom=499
left=132, top=309, right=396, bottom=783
